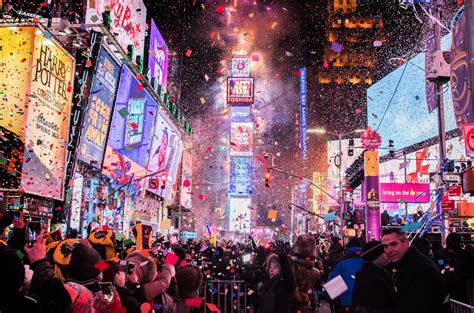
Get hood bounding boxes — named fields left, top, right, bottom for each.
left=346, top=247, right=362, bottom=255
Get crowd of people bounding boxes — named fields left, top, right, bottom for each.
left=1, top=210, right=474, bottom=313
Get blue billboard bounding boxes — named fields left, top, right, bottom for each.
left=300, top=67, right=307, bottom=159
left=229, top=156, right=253, bottom=195
left=77, top=48, right=121, bottom=168
left=368, top=35, right=457, bottom=151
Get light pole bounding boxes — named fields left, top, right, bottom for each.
left=307, top=128, right=365, bottom=237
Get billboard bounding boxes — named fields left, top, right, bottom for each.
left=70, top=172, right=84, bottom=230
left=77, top=48, right=121, bottom=168
left=231, top=106, right=251, bottom=123
left=227, top=77, right=254, bottom=103
left=229, top=197, right=251, bottom=232
left=368, top=34, right=456, bottom=150
left=379, top=183, right=430, bottom=203
left=180, top=151, right=192, bottom=210
left=148, top=20, right=169, bottom=92
left=146, top=112, right=183, bottom=199
left=229, top=157, right=253, bottom=195
left=11, top=27, right=74, bottom=200
left=230, top=123, right=253, bottom=155
left=231, top=57, right=250, bottom=77
left=300, top=67, right=307, bottom=159
left=85, top=0, right=147, bottom=57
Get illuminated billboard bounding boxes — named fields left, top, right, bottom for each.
left=229, top=157, right=253, bottom=195
left=368, top=34, right=456, bottom=150
left=85, top=0, right=147, bottom=57
left=148, top=20, right=169, bottom=92
left=231, top=106, right=251, bottom=123
left=180, top=151, right=192, bottom=210
left=379, top=183, right=430, bottom=203
left=300, top=67, right=307, bottom=159
left=229, top=197, right=251, bottom=233
left=146, top=112, right=183, bottom=199
left=0, top=26, right=75, bottom=199
left=231, top=57, right=250, bottom=77
left=230, top=123, right=253, bottom=155
left=227, top=77, right=254, bottom=103
left=77, top=48, right=121, bottom=168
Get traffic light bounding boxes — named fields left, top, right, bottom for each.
left=348, top=139, right=354, bottom=157
left=388, top=140, right=395, bottom=158
left=160, top=174, right=167, bottom=189
left=264, top=172, right=271, bottom=187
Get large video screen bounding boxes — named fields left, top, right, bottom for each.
left=368, top=34, right=456, bottom=151
left=229, top=197, right=251, bottom=233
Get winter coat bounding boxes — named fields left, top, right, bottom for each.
left=352, top=262, right=398, bottom=313
left=259, top=254, right=296, bottom=313
left=395, top=246, right=451, bottom=313
left=435, top=247, right=474, bottom=303
left=327, top=247, right=363, bottom=307
left=0, top=293, right=39, bottom=313
left=327, top=243, right=345, bottom=269
left=292, top=258, right=320, bottom=313
left=116, top=286, right=141, bottom=313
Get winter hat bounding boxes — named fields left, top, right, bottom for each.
left=0, top=249, right=25, bottom=297
left=292, top=234, right=317, bottom=257
left=361, top=240, right=384, bottom=262
left=68, top=243, right=101, bottom=283
left=102, top=261, right=120, bottom=283
left=176, top=265, right=204, bottom=299
left=347, top=237, right=363, bottom=249
left=125, top=251, right=157, bottom=284
left=88, top=229, right=116, bottom=260
left=265, top=253, right=281, bottom=274
left=446, top=232, right=461, bottom=250
left=132, top=224, right=152, bottom=250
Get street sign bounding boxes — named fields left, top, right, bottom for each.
left=441, top=200, right=455, bottom=211
left=447, top=185, right=462, bottom=197
left=443, top=173, right=461, bottom=184
left=463, top=124, right=474, bottom=157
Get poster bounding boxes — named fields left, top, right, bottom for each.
left=227, top=77, right=254, bottom=103
left=230, top=123, right=253, bottom=155
left=77, top=48, right=121, bottom=168
left=85, top=0, right=147, bottom=57
left=146, top=112, right=183, bottom=200
left=231, top=106, right=251, bottom=123
left=70, top=172, right=84, bottom=230
left=229, top=197, right=251, bottom=233
left=229, top=157, right=253, bottom=195
left=148, top=20, right=169, bottom=92
left=379, top=183, right=430, bottom=203
left=300, top=67, right=307, bottom=159
left=180, top=151, right=192, bottom=210
left=16, top=27, right=75, bottom=200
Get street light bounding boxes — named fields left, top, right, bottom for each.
left=307, top=128, right=365, bottom=237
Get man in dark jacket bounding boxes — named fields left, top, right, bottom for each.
left=352, top=240, right=398, bottom=313
left=382, top=228, right=451, bottom=313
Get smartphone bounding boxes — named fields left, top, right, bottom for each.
left=126, top=262, right=135, bottom=276
left=99, top=282, right=114, bottom=302
left=28, top=221, right=41, bottom=242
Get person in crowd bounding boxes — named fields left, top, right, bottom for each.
left=327, top=237, right=363, bottom=313
left=352, top=240, right=398, bottom=313
left=291, top=234, right=321, bottom=313
left=259, top=240, right=296, bottom=313
left=382, top=228, right=451, bottom=313
left=435, top=232, right=474, bottom=303
left=327, top=236, right=345, bottom=270
left=411, top=236, right=431, bottom=258
left=381, top=210, right=390, bottom=227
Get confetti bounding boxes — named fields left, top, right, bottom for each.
left=185, top=49, right=192, bottom=57
left=355, top=108, right=362, bottom=114
left=200, top=97, right=206, bottom=104
left=215, top=5, right=223, bottom=14
left=165, top=252, right=179, bottom=265
left=331, top=41, right=343, bottom=53
left=118, top=108, right=129, bottom=118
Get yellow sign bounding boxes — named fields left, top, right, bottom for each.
left=364, top=151, right=379, bottom=177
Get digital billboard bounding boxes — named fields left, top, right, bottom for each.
left=77, top=48, right=121, bottom=168
left=230, top=123, right=253, bottom=156
left=229, top=197, right=251, bottom=233
left=231, top=106, right=251, bottom=123
left=2, top=27, right=75, bottom=200
left=85, top=0, right=147, bottom=57
left=229, top=157, right=253, bottom=195
left=379, top=183, right=430, bottom=203
left=148, top=20, right=169, bottom=92
left=368, top=34, right=456, bottom=150
left=231, top=57, right=250, bottom=77
left=300, top=67, right=307, bottom=159
left=180, top=151, right=192, bottom=210
left=227, top=77, right=254, bottom=103
left=146, top=112, right=183, bottom=199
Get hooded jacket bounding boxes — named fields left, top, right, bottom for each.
left=292, top=258, right=320, bottom=313
left=327, top=246, right=363, bottom=307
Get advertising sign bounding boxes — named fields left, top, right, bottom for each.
left=180, top=151, right=192, bottom=210
left=20, top=28, right=75, bottom=200
left=364, top=151, right=381, bottom=241
left=230, top=123, right=253, bottom=155
left=379, top=183, right=430, bottom=203
left=70, top=172, right=84, bottom=230
left=300, top=67, right=307, bottom=159
left=227, top=77, right=254, bottom=103
left=229, top=157, right=253, bottom=195
left=77, top=48, right=121, bottom=168
left=106, top=66, right=157, bottom=169
left=231, top=106, right=251, bottom=123
left=464, top=124, right=474, bottom=157
left=231, top=57, right=250, bottom=77
left=85, top=0, right=147, bottom=57
left=447, top=185, right=461, bottom=197
left=146, top=112, right=183, bottom=199
left=229, top=197, right=251, bottom=233
left=148, top=20, right=169, bottom=92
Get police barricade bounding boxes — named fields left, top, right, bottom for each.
left=450, top=299, right=474, bottom=313
left=468, top=278, right=474, bottom=305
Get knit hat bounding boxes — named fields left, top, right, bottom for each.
left=0, top=249, right=25, bottom=297
left=265, top=253, right=280, bottom=274
left=125, top=251, right=157, bottom=284
left=176, top=265, right=204, bottom=299
left=88, top=229, right=116, bottom=261
left=361, top=240, right=384, bottom=262
left=47, top=238, right=79, bottom=281
left=68, top=243, right=101, bottom=283
left=292, top=235, right=317, bottom=257
left=347, top=237, right=363, bottom=249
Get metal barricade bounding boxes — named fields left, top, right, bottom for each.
left=450, top=299, right=474, bottom=313
left=468, top=278, right=474, bottom=306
